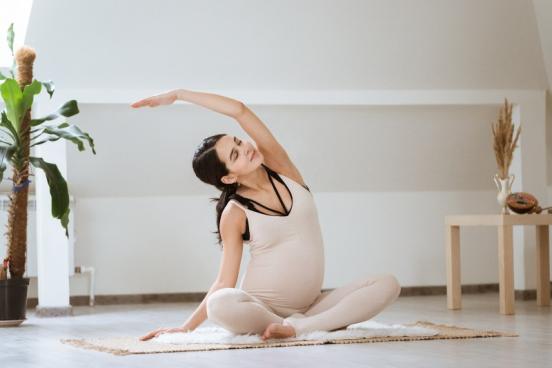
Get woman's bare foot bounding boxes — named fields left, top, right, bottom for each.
left=261, top=322, right=296, bottom=340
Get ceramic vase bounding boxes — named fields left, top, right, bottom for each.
left=493, top=173, right=515, bottom=214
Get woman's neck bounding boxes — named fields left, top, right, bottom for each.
left=238, top=164, right=272, bottom=194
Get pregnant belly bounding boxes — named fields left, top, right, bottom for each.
left=240, top=249, right=324, bottom=314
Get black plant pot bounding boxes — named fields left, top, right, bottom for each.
left=0, top=277, right=30, bottom=326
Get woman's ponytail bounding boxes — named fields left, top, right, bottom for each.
left=192, top=133, right=238, bottom=250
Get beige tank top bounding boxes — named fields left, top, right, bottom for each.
left=228, top=164, right=325, bottom=316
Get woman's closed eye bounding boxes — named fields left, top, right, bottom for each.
left=232, top=138, right=242, bottom=161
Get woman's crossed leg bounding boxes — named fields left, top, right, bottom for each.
left=206, top=288, right=284, bottom=335
left=283, top=273, right=401, bottom=336
left=206, top=273, right=401, bottom=338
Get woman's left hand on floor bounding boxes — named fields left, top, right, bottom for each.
left=139, top=326, right=189, bottom=341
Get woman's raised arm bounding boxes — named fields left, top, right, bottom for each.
left=131, top=89, right=296, bottom=176
left=131, top=89, right=243, bottom=118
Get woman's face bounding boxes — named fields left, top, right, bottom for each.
left=215, top=134, right=263, bottom=184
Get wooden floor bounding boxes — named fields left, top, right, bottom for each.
left=1, top=293, right=550, bottom=367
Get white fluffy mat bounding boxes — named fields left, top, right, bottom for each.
left=154, top=319, right=438, bottom=345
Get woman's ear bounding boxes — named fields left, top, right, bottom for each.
left=221, top=175, right=237, bottom=185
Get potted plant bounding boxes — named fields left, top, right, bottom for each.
left=0, top=24, right=96, bottom=326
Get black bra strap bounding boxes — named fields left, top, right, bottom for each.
left=267, top=169, right=289, bottom=215
left=232, top=164, right=293, bottom=216
left=242, top=197, right=287, bottom=216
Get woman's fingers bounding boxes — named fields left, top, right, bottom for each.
left=131, top=92, right=176, bottom=108
left=139, top=327, right=168, bottom=341
left=131, top=94, right=164, bottom=108
left=139, top=332, right=154, bottom=341
left=131, top=97, right=161, bottom=108
left=139, top=330, right=159, bottom=341
left=139, top=325, right=191, bottom=341
left=131, top=98, right=152, bottom=108
left=130, top=100, right=144, bottom=108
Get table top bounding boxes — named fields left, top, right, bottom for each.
left=445, top=213, right=552, bottom=226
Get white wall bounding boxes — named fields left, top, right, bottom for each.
left=533, top=0, right=552, bottom=88
left=25, top=0, right=548, bottom=91
left=11, top=0, right=551, bottom=297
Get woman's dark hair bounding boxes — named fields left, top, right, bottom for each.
left=192, top=133, right=238, bottom=249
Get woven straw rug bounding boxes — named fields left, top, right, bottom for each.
left=60, top=320, right=518, bottom=356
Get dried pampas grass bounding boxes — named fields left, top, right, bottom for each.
left=492, top=98, right=521, bottom=180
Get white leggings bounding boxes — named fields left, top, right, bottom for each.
left=206, top=273, right=401, bottom=336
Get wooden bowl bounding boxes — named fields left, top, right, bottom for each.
left=506, top=192, right=538, bottom=214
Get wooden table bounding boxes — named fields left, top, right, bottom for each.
left=445, top=214, right=551, bottom=315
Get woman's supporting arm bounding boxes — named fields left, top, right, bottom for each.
left=180, top=280, right=229, bottom=331
left=139, top=280, right=230, bottom=340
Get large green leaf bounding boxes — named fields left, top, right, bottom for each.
left=30, top=135, right=62, bottom=148
left=41, top=122, right=96, bottom=154
left=1, top=111, right=19, bottom=144
left=29, top=156, right=70, bottom=238
left=31, top=100, right=79, bottom=127
left=22, top=80, right=42, bottom=113
left=0, top=79, right=24, bottom=132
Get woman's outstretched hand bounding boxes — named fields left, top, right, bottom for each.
left=131, top=90, right=178, bottom=108
left=139, top=325, right=191, bottom=341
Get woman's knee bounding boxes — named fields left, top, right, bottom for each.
left=206, top=288, right=241, bottom=319
left=379, top=274, right=401, bottom=300
left=206, top=288, right=267, bottom=334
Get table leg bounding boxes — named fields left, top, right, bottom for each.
left=498, top=225, right=514, bottom=315
left=446, top=225, right=461, bottom=309
left=536, top=225, right=551, bottom=307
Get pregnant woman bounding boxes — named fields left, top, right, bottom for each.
left=133, top=89, right=401, bottom=341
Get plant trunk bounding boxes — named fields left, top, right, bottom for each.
left=6, top=47, right=35, bottom=279
left=6, top=112, right=30, bottom=279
